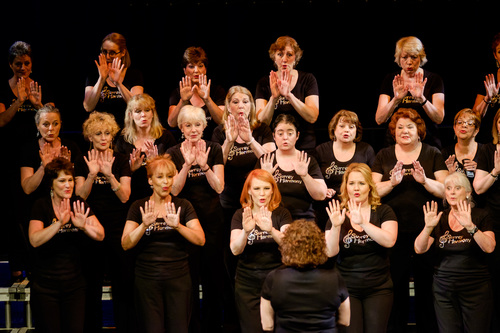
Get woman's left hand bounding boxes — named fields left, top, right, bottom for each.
left=408, top=71, right=427, bottom=103
left=195, top=74, right=211, bottom=101
left=237, top=114, right=252, bottom=143
left=164, top=202, right=181, bottom=229
left=411, top=160, right=427, bottom=185
left=347, top=199, right=364, bottom=226
left=451, top=200, right=473, bottom=229
left=195, top=140, right=211, bottom=171
left=293, top=150, right=310, bottom=177
left=70, top=200, right=90, bottom=230
left=28, top=81, right=42, bottom=107
left=255, top=206, right=272, bottom=232
left=99, top=150, right=115, bottom=177
left=108, top=57, right=125, bottom=85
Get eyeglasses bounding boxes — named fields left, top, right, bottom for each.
left=455, top=120, right=475, bottom=127
left=101, top=49, right=121, bottom=57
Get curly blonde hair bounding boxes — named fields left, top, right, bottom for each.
left=82, top=111, right=120, bottom=141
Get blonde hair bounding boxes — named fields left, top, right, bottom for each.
left=394, top=36, right=428, bottom=67
left=339, top=163, right=381, bottom=210
left=223, top=86, right=259, bottom=131
left=82, top=111, right=120, bottom=140
left=177, top=105, right=207, bottom=129
left=122, top=94, right=164, bottom=144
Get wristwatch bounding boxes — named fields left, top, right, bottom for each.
left=468, top=226, right=479, bottom=236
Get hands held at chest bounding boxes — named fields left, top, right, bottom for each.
left=269, top=70, right=292, bottom=100
left=242, top=206, right=273, bottom=234
left=225, top=113, right=253, bottom=144
left=390, top=160, right=427, bottom=187
left=140, top=199, right=182, bottom=230
left=130, top=140, right=158, bottom=172
left=180, top=139, right=211, bottom=171
left=56, top=199, right=91, bottom=230
left=39, top=143, right=71, bottom=168
left=84, top=149, right=115, bottom=178
left=16, top=77, right=42, bottom=107
left=392, top=71, right=427, bottom=104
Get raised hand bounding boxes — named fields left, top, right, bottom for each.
left=140, top=199, right=157, bottom=227
left=84, top=149, right=101, bottom=177
left=444, top=154, right=457, bottom=173
left=411, top=160, right=427, bottom=185
left=108, top=57, right=125, bottom=85
left=143, top=140, right=158, bottom=160
left=39, top=142, right=58, bottom=168
left=484, top=74, right=500, bottom=101
left=59, top=146, right=71, bottom=161
left=16, top=77, right=28, bottom=103
left=195, top=140, right=211, bottom=170
left=129, top=148, right=145, bottom=172
left=451, top=200, right=473, bottom=229
left=392, top=74, right=408, bottom=101
left=269, top=71, right=280, bottom=100
left=99, top=149, right=115, bottom=177
left=179, top=76, right=194, bottom=102
left=29, top=81, right=42, bottom=107
left=225, top=113, right=238, bottom=143
left=408, top=71, right=427, bottom=102
left=255, top=206, right=272, bottom=232
left=57, top=198, right=72, bottom=226
left=70, top=200, right=90, bottom=230
left=95, top=53, right=110, bottom=80
left=292, top=150, right=310, bottom=177
left=236, top=114, right=252, bottom=143
left=390, top=161, right=405, bottom=187
left=260, top=153, right=278, bottom=175
left=164, top=202, right=181, bottom=229
left=242, top=206, right=256, bottom=233
left=180, top=140, right=196, bottom=167
left=326, top=199, right=346, bottom=228
left=347, top=199, right=364, bottom=226
left=196, top=73, right=211, bottom=101
left=277, top=69, right=292, bottom=98
left=423, top=201, right=442, bottom=229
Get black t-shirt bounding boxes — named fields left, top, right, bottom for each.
left=379, top=69, right=445, bottom=148
left=255, top=71, right=319, bottom=151
left=326, top=204, right=397, bottom=290
left=114, top=129, right=177, bottom=203
left=19, top=138, right=82, bottom=204
left=169, top=84, right=226, bottom=141
left=212, top=122, right=274, bottom=209
left=74, top=151, right=132, bottom=236
left=85, top=67, right=144, bottom=127
left=255, top=153, right=324, bottom=221
left=371, top=143, right=447, bottom=234
left=30, top=195, right=93, bottom=283
left=261, top=266, right=349, bottom=333
left=231, top=206, right=292, bottom=271
left=166, top=141, right=224, bottom=231
left=126, top=196, right=198, bottom=280
left=430, top=208, right=493, bottom=282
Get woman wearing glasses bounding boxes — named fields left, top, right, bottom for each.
left=83, top=32, right=144, bottom=126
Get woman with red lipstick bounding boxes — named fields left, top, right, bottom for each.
left=230, top=169, right=291, bottom=333
left=314, top=110, right=375, bottom=229
left=115, top=93, right=177, bottom=203
left=255, top=36, right=319, bottom=152
left=325, top=163, right=397, bottom=333
left=372, top=108, right=448, bottom=333
left=122, top=154, right=205, bottom=333
left=29, top=157, right=104, bottom=333
left=376, top=36, right=445, bottom=149
left=74, top=111, right=133, bottom=332
left=168, top=46, right=225, bottom=141
left=257, top=113, right=327, bottom=222
left=84, top=32, right=144, bottom=127
left=441, top=108, right=482, bottom=205
left=415, top=172, right=495, bottom=333
left=167, top=105, right=225, bottom=332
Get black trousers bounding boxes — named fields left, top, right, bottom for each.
left=433, top=276, right=493, bottom=333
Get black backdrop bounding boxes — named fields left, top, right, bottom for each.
left=1, top=0, right=500, bottom=152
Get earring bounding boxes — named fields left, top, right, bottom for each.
left=50, top=188, right=54, bottom=198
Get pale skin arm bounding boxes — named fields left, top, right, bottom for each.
left=410, top=161, right=447, bottom=199
left=372, top=161, right=404, bottom=197
left=294, top=151, right=327, bottom=200
left=348, top=200, right=398, bottom=248
left=474, top=148, right=500, bottom=195
left=163, top=202, right=205, bottom=246
left=21, top=144, right=61, bottom=194
left=324, top=200, right=345, bottom=257
left=230, top=207, right=256, bottom=255
left=473, top=74, right=500, bottom=117
left=414, top=201, right=441, bottom=254
left=337, top=298, right=351, bottom=327
left=84, top=54, right=109, bottom=112
left=260, top=298, right=275, bottom=331
left=196, top=74, right=224, bottom=125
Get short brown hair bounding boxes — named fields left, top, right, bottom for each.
left=280, top=219, right=328, bottom=268
left=268, top=36, right=303, bottom=67
left=182, top=46, right=208, bottom=68
left=327, top=109, right=362, bottom=142
left=388, top=108, right=426, bottom=141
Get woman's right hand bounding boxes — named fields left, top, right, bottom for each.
left=95, top=53, right=109, bottom=79
left=423, top=201, right=442, bottom=229
left=242, top=206, right=256, bottom=233
left=140, top=199, right=157, bottom=227
left=179, top=76, right=195, bottom=102
left=444, top=154, right=457, bottom=173
left=180, top=140, right=196, bottom=167
left=392, top=74, right=408, bottom=102
left=484, top=74, right=500, bottom=101
left=225, top=113, right=238, bottom=143
left=260, top=152, right=278, bottom=175
left=326, top=199, right=346, bottom=228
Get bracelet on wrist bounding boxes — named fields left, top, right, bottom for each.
left=484, top=97, right=492, bottom=105
left=420, top=98, right=428, bottom=106
left=201, top=166, right=210, bottom=172
left=246, top=137, right=255, bottom=145
left=490, top=172, right=498, bottom=181
left=112, top=183, right=121, bottom=192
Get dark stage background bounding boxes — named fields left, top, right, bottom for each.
left=1, top=0, right=500, bottom=152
